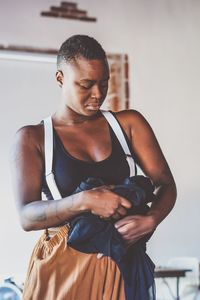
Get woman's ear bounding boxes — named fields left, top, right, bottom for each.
left=56, top=70, right=64, bottom=87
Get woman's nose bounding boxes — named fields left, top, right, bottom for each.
left=91, top=84, right=103, bottom=100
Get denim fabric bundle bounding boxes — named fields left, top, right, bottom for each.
left=68, top=176, right=155, bottom=261
left=67, top=175, right=156, bottom=300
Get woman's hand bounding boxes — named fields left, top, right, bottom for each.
left=114, top=215, right=157, bottom=247
left=82, top=186, right=132, bottom=219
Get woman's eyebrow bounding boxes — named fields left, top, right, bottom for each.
left=79, top=76, right=110, bottom=82
left=79, top=79, right=94, bottom=82
left=79, top=77, right=110, bottom=83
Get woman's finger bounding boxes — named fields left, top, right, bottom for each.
left=116, top=206, right=127, bottom=216
left=111, top=212, right=121, bottom=220
left=116, top=223, right=131, bottom=233
left=114, top=215, right=138, bottom=228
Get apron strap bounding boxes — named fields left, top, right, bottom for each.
left=101, top=110, right=136, bottom=177
left=43, top=116, right=62, bottom=200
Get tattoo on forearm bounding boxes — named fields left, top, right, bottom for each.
left=67, top=194, right=75, bottom=210
left=35, top=209, right=47, bottom=221
left=55, top=201, right=63, bottom=222
left=26, top=203, right=47, bottom=222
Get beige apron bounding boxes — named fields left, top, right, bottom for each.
left=23, top=225, right=125, bottom=300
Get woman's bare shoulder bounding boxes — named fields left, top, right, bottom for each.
left=11, top=123, right=44, bottom=158
left=15, top=123, right=43, bottom=142
left=113, top=109, right=150, bottom=135
left=115, top=109, right=146, bottom=123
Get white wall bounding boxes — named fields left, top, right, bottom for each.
left=0, top=0, right=200, bottom=281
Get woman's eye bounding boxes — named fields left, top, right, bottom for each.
left=80, top=85, right=92, bottom=89
left=79, top=81, right=108, bottom=90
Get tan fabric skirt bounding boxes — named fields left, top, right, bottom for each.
left=23, top=225, right=125, bottom=300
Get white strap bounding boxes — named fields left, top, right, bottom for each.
left=101, top=110, right=136, bottom=177
left=43, top=117, right=61, bottom=200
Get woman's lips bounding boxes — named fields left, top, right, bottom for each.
left=86, top=103, right=101, bottom=110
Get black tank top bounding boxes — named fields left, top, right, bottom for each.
left=42, top=115, right=135, bottom=200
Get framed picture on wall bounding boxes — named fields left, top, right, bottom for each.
left=0, top=45, right=130, bottom=112
left=101, top=53, right=129, bottom=112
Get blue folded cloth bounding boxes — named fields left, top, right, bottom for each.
left=67, top=175, right=156, bottom=300
left=68, top=175, right=155, bottom=259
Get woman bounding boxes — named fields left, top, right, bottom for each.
left=11, top=35, right=177, bottom=300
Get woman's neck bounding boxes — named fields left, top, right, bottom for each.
left=52, top=107, right=101, bottom=126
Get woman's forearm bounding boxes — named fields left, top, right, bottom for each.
left=147, top=179, right=177, bottom=227
left=20, top=192, right=87, bottom=231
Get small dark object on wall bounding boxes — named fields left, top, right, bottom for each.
left=41, top=1, right=97, bottom=22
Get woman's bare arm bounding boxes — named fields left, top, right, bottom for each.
left=114, top=110, right=177, bottom=245
left=130, top=110, right=176, bottom=224
left=10, top=126, right=131, bottom=231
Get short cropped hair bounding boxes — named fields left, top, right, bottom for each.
left=57, top=34, right=106, bottom=69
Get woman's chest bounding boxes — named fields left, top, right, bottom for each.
left=54, top=123, right=113, bottom=163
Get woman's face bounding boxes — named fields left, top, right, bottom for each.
left=57, top=56, right=110, bottom=116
